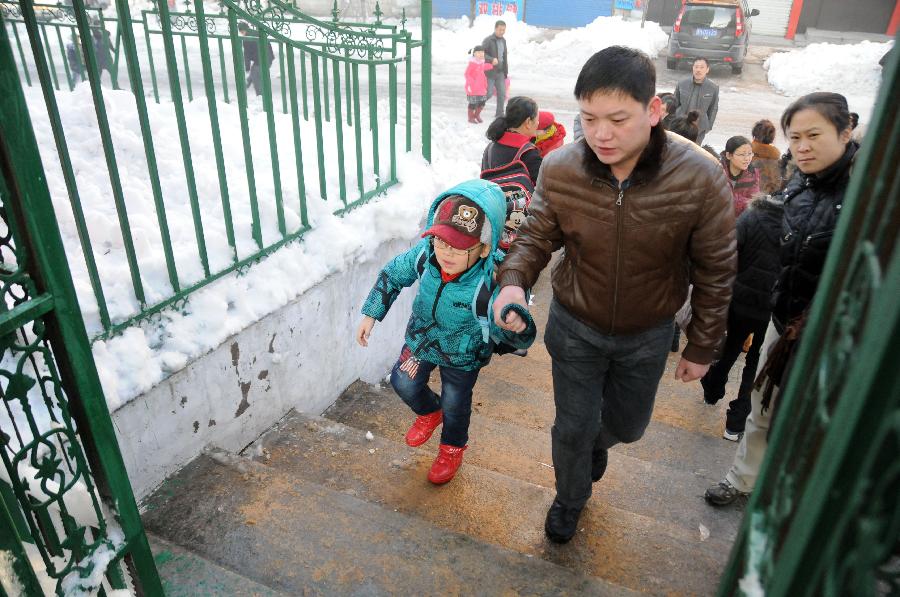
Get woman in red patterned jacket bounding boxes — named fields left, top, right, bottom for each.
left=721, top=135, right=760, bottom=216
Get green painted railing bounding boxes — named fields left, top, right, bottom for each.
left=1, top=0, right=430, bottom=342
left=717, top=38, right=899, bottom=596
left=0, top=14, right=163, bottom=594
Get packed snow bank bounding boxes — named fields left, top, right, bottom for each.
left=765, top=40, right=893, bottom=122
left=431, top=13, right=669, bottom=84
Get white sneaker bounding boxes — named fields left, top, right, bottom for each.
left=723, top=428, right=743, bottom=442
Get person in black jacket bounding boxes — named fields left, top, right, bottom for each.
left=238, top=21, right=274, bottom=96
left=481, top=96, right=542, bottom=185
left=701, top=195, right=783, bottom=440
left=706, top=91, right=856, bottom=507
left=481, top=20, right=508, bottom=118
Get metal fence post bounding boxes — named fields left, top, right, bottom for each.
left=421, top=0, right=432, bottom=162
left=0, top=15, right=164, bottom=594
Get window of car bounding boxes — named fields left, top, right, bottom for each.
left=682, top=5, right=737, bottom=30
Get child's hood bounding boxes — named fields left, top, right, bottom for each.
left=424, top=179, right=506, bottom=261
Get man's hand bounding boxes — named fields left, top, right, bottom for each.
left=492, top=58, right=498, bottom=65
left=674, top=357, right=709, bottom=382
left=493, top=285, right=528, bottom=333
left=356, top=316, right=375, bottom=347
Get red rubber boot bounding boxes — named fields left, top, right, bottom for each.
left=467, top=105, right=478, bottom=123
left=427, top=444, right=467, bottom=484
left=473, top=105, right=484, bottom=123
left=405, top=410, right=443, bottom=447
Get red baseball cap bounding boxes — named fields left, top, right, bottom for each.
left=421, top=195, right=485, bottom=250
left=537, top=111, right=555, bottom=130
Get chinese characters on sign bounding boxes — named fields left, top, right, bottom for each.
left=476, top=1, right=522, bottom=18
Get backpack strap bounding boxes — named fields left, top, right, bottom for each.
left=414, top=245, right=428, bottom=279
left=512, top=142, right=537, bottom=162
left=472, top=277, right=495, bottom=344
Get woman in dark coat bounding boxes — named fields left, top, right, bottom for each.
left=701, top=196, right=783, bottom=439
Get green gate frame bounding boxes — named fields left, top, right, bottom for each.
left=717, top=38, right=899, bottom=597
left=0, top=14, right=163, bottom=596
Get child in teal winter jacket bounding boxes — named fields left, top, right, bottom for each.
left=356, top=179, right=536, bottom=484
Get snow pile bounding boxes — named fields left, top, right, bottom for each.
left=430, top=13, right=669, bottom=85
left=765, top=40, right=892, bottom=121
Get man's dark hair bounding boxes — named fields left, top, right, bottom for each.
left=693, top=56, right=709, bottom=67
left=849, top=112, right=859, bottom=130
left=781, top=91, right=850, bottom=134
left=495, top=20, right=506, bottom=29
left=574, top=46, right=656, bottom=105
left=238, top=21, right=249, bottom=33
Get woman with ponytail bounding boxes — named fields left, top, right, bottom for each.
left=481, top=96, right=542, bottom=185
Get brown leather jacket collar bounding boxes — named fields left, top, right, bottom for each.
left=580, top=124, right=667, bottom=186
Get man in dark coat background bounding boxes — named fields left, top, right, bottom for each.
left=674, top=57, right=719, bottom=144
left=238, top=21, right=275, bottom=97
left=481, top=20, right=509, bottom=118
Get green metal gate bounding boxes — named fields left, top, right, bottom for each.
left=0, top=9, right=163, bottom=596
left=717, top=40, right=900, bottom=596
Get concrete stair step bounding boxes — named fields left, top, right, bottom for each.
left=483, top=337, right=740, bottom=442
left=245, top=409, right=731, bottom=595
left=149, top=534, right=287, bottom=596
left=142, top=450, right=628, bottom=596
left=326, top=381, right=744, bottom=542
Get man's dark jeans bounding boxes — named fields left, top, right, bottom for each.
left=389, top=348, right=480, bottom=448
left=544, top=300, right=672, bottom=509
left=701, top=309, right=770, bottom=432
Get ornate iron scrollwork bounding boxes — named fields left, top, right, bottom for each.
left=0, top=194, right=117, bottom=591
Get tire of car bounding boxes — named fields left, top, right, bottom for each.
left=667, top=58, right=678, bottom=70
left=731, top=63, right=743, bottom=74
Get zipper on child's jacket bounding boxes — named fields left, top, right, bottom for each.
left=432, top=280, right=448, bottom=319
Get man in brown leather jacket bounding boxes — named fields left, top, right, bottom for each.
left=493, top=47, right=736, bottom=544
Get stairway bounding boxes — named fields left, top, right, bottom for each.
left=142, top=270, right=746, bottom=596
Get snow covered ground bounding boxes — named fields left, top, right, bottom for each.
left=7, top=13, right=892, bottom=413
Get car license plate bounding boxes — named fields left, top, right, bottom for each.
left=695, top=27, right=719, bottom=38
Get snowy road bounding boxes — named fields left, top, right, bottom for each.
left=428, top=54, right=795, bottom=154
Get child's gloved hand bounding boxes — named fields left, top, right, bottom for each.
left=356, top=316, right=375, bottom=347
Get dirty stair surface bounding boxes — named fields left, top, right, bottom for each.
left=144, top=267, right=747, bottom=595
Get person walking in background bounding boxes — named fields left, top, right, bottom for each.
left=481, top=20, right=509, bottom=118
left=701, top=194, right=783, bottom=441
left=750, top=119, right=783, bottom=195
left=667, top=109, right=700, bottom=143
left=238, top=21, right=274, bottom=97
left=465, top=45, right=494, bottom=123
left=720, top=135, right=760, bottom=217
left=534, top=111, right=566, bottom=157
left=481, top=96, right=543, bottom=186
left=674, top=57, right=719, bottom=145
left=659, top=92, right=677, bottom=128
left=492, top=47, right=736, bottom=544
left=706, top=92, right=858, bottom=506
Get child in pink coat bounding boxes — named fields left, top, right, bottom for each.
left=465, top=45, right=494, bottom=124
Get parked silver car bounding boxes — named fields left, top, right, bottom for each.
left=666, top=0, right=760, bottom=74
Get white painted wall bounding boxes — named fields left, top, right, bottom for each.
left=749, top=0, right=792, bottom=37
left=114, top=236, right=416, bottom=500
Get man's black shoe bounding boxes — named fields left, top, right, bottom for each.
left=591, top=446, right=608, bottom=482
left=544, top=499, right=582, bottom=544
